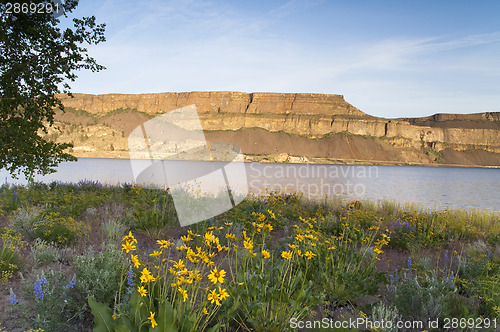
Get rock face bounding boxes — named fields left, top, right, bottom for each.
left=58, top=92, right=366, bottom=116
left=52, top=92, right=500, bottom=166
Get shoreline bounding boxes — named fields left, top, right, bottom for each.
left=69, top=152, right=500, bottom=169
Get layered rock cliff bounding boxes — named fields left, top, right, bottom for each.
left=47, top=92, right=500, bottom=167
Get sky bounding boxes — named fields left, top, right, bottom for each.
left=64, top=0, right=500, bottom=118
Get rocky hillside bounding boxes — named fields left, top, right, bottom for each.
left=44, top=92, right=500, bottom=167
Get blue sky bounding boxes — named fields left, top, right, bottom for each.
left=66, top=0, right=500, bottom=118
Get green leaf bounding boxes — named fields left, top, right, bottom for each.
left=206, top=322, right=223, bottom=332
left=156, top=301, right=178, bottom=332
left=88, top=296, right=116, bottom=332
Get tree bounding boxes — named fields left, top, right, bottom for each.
left=0, top=0, right=105, bottom=178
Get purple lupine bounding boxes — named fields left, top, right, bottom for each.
left=443, top=252, right=449, bottom=276
left=65, top=276, right=77, bottom=289
left=9, top=289, right=18, bottom=305
left=34, top=280, right=44, bottom=300
left=407, top=258, right=412, bottom=278
left=127, top=268, right=134, bottom=289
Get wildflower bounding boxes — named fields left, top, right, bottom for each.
left=267, top=209, right=276, bottom=219
left=407, top=258, right=412, bottom=270
left=204, top=231, right=216, bottom=245
left=281, top=250, right=293, bottom=260
left=138, top=286, right=147, bottom=297
left=131, top=254, right=141, bottom=268
left=173, top=259, right=185, bottom=270
left=373, top=247, right=383, bottom=255
left=203, top=307, right=209, bottom=315
left=218, top=287, right=229, bottom=301
left=65, top=276, right=77, bottom=289
left=225, top=233, right=237, bottom=240
left=248, top=250, right=257, bottom=257
left=262, top=249, right=270, bottom=259
left=181, top=235, right=193, bottom=242
left=264, top=223, right=273, bottom=232
left=149, top=250, right=162, bottom=257
left=178, top=287, right=188, bottom=302
left=296, top=234, right=304, bottom=242
left=157, top=239, right=174, bottom=248
left=122, top=231, right=137, bottom=244
left=243, top=239, right=253, bottom=250
left=304, top=251, right=316, bottom=260
left=122, top=241, right=136, bottom=253
left=207, top=289, right=220, bottom=305
left=148, top=311, right=158, bottom=328
left=34, top=275, right=46, bottom=300
left=140, top=268, right=154, bottom=284
left=9, top=289, right=18, bottom=305
left=127, top=269, right=134, bottom=288
left=112, top=314, right=117, bottom=320
left=208, top=267, right=226, bottom=284
left=288, top=244, right=297, bottom=250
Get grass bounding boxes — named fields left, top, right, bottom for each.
left=0, top=183, right=498, bottom=331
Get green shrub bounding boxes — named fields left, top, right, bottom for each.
left=0, top=228, right=25, bottom=283
left=73, top=245, right=123, bottom=307
left=34, top=211, right=88, bottom=245
left=30, top=239, right=62, bottom=265
left=9, top=207, right=45, bottom=241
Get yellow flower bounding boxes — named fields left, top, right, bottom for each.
left=296, top=234, right=304, bottom=242
left=187, top=230, right=199, bottom=237
left=262, top=250, right=270, bottom=259
left=243, top=239, right=253, bottom=250
left=172, top=259, right=185, bottom=270
left=137, top=286, right=147, bottom=297
left=207, top=289, right=220, bottom=305
left=267, top=209, right=276, bottom=219
left=297, top=249, right=303, bottom=257
left=112, top=314, right=117, bottom=320
left=208, top=267, right=226, bottom=284
left=264, top=224, right=273, bottom=232
left=203, top=307, right=209, bottom=315
left=248, top=250, right=257, bottom=257
left=373, top=247, right=383, bottom=255
left=288, top=244, right=297, bottom=250
left=204, top=231, right=216, bottom=244
left=148, top=311, right=157, bottom=328
left=218, top=287, right=229, bottom=301
left=140, top=268, right=154, bottom=284
left=181, top=235, right=193, bottom=242
left=122, top=231, right=137, bottom=244
left=149, top=250, right=162, bottom=257
left=281, top=250, right=293, bottom=260
left=122, top=241, right=136, bottom=253
left=131, top=254, right=141, bottom=268
left=157, top=239, right=174, bottom=248
left=304, top=251, right=316, bottom=260
left=178, top=287, right=188, bottom=302
left=225, top=233, right=237, bottom=240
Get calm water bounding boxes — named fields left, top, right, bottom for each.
left=1, top=158, right=499, bottom=212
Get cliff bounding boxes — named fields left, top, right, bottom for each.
left=46, top=92, right=500, bottom=167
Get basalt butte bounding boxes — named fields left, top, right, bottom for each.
left=45, top=92, right=500, bottom=167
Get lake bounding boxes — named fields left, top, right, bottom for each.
left=1, top=158, right=499, bottom=212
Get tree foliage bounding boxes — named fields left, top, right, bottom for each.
left=0, top=0, right=105, bottom=178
